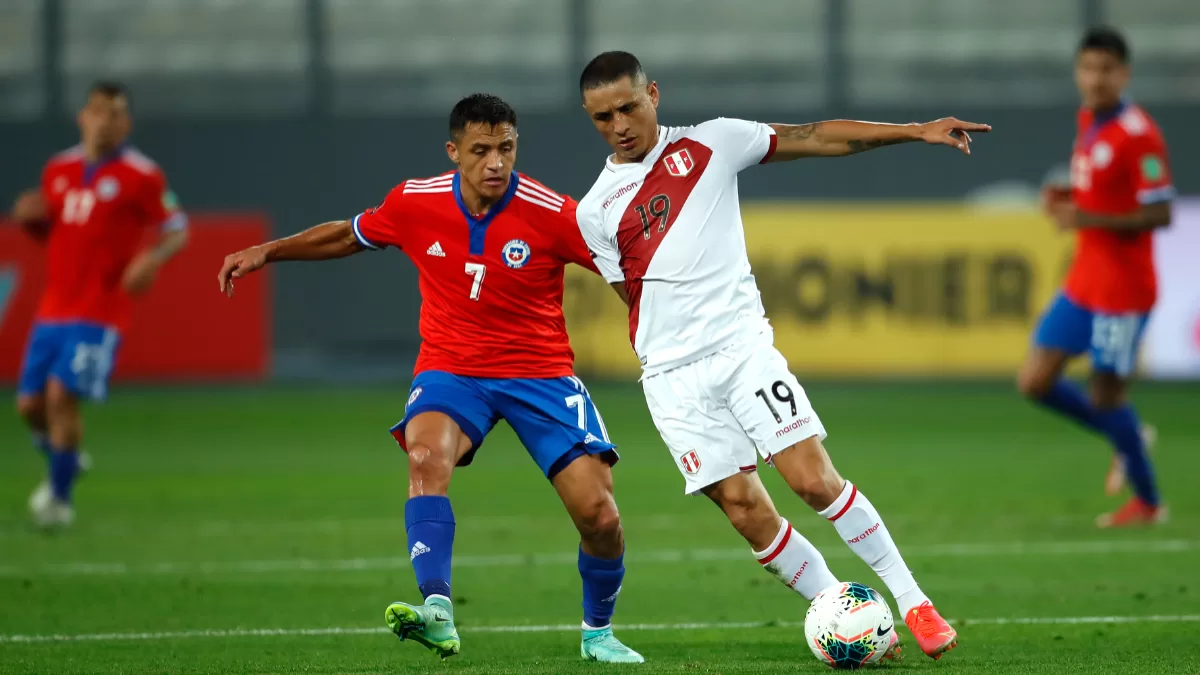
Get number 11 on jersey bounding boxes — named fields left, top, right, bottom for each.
left=465, top=263, right=486, bottom=301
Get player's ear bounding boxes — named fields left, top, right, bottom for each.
left=445, top=140, right=460, bottom=166
left=647, top=81, right=660, bottom=109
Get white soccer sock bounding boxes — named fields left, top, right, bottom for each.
left=818, top=481, right=929, bottom=616
left=753, top=518, right=839, bottom=600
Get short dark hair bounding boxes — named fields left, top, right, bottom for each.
left=1079, top=26, right=1129, bottom=63
left=448, top=93, right=517, bottom=141
left=579, top=51, right=645, bottom=98
left=88, top=80, right=131, bottom=107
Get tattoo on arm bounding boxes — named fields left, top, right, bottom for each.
left=777, top=123, right=818, bottom=141
left=846, top=138, right=909, bottom=154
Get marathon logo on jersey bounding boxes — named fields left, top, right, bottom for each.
left=680, top=450, right=702, bottom=475
left=503, top=239, right=531, bottom=269
left=663, top=149, right=695, bottom=177
left=775, top=416, right=812, bottom=438
left=603, top=181, right=641, bottom=210
left=96, top=177, right=120, bottom=201
left=1091, top=141, right=1113, bottom=169
left=406, top=386, right=423, bottom=411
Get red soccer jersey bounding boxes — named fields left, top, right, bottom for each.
left=1065, top=103, right=1173, bottom=313
left=36, top=145, right=185, bottom=331
left=351, top=171, right=597, bottom=378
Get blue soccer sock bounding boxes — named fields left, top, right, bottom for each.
left=405, top=496, right=455, bottom=601
left=1037, top=379, right=1103, bottom=434
left=579, top=547, right=625, bottom=629
left=47, top=446, right=80, bottom=502
left=32, top=432, right=52, bottom=459
left=1094, top=405, right=1160, bottom=506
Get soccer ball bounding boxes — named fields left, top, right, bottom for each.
left=804, top=582, right=896, bottom=669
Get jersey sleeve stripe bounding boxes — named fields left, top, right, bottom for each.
left=518, top=179, right=566, bottom=203
left=402, top=186, right=454, bottom=194
left=405, top=174, right=455, bottom=187
left=351, top=213, right=381, bottom=250
left=516, top=184, right=564, bottom=205
left=759, top=131, right=778, bottom=164
left=1138, top=185, right=1175, bottom=205
left=515, top=189, right=563, bottom=212
left=160, top=212, right=188, bottom=232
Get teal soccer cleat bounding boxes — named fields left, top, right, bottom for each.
left=581, top=625, right=644, bottom=663
left=384, top=596, right=460, bottom=659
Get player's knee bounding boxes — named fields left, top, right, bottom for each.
left=1016, top=368, right=1052, bottom=400
left=16, top=395, right=44, bottom=425
left=405, top=442, right=455, bottom=486
left=43, top=381, right=78, bottom=420
left=576, top=496, right=622, bottom=541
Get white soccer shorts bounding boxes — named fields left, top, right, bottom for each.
left=641, top=333, right=827, bottom=494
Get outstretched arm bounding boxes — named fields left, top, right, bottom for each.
left=766, top=118, right=992, bottom=161
left=218, top=220, right=364, bottom=296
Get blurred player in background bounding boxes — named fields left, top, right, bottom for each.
left=1019, top=28, right=1172, bottom=528
left=9, top=82, right=189, bottom=529
left=575, top=51, right=991, bottom=661
left=217, top=94, right=642, bottom=664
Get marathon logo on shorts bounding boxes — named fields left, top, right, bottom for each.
left=775, top=416, right=812, bottom=438
left=847, top=522, right=881, bottom=544
left=406, top=386, right=423, bottom=410
left=680, top=450, right=702, bottom=475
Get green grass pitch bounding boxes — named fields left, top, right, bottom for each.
left=1, top=382, right=1199, bottom=674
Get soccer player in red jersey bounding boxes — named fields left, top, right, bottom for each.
left=217, top=95, right=642, bottom=663
left=1019, top=28, right=1172, bottom=528
left=9, top=82, right=189, bottom=529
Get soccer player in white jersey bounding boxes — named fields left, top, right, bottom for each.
left=574, top=51, right=991, bottom=661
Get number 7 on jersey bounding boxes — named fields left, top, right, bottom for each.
left=464, top=263, right=486, bottom=301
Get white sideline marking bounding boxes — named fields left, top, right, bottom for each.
left=3, top=615, right=1198, bottom=644
left=0, top=538, right=1195, bottom=578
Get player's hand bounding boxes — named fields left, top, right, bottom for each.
left=218, top=246, right=268, bottom=297
left=915, top=118, right=992, bottom=155
left=1040, top=185, right=1073, bottom=216
left=122, top=251, right=160, bottom=295
left=11, top=189, right=45, bottom=223
left=1046, top=201, right=1079, bottom=232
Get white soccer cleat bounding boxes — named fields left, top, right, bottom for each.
left=28, top=480, right=53, bottom=514
left=30, top=495, right=74, bottom=530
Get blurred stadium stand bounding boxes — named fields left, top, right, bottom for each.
left=1, top=0, right=1197, bottom=381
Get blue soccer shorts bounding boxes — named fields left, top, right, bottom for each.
left=18, top=321, right=121, bottom=401
left=390, top=371, right=618, bottom=480
left=1033, top=293, right=1150, bottom=378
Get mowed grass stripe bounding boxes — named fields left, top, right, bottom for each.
left=4, top=615, right=1200, bottom=644
left=1, top=538, right=1194, bottom=578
